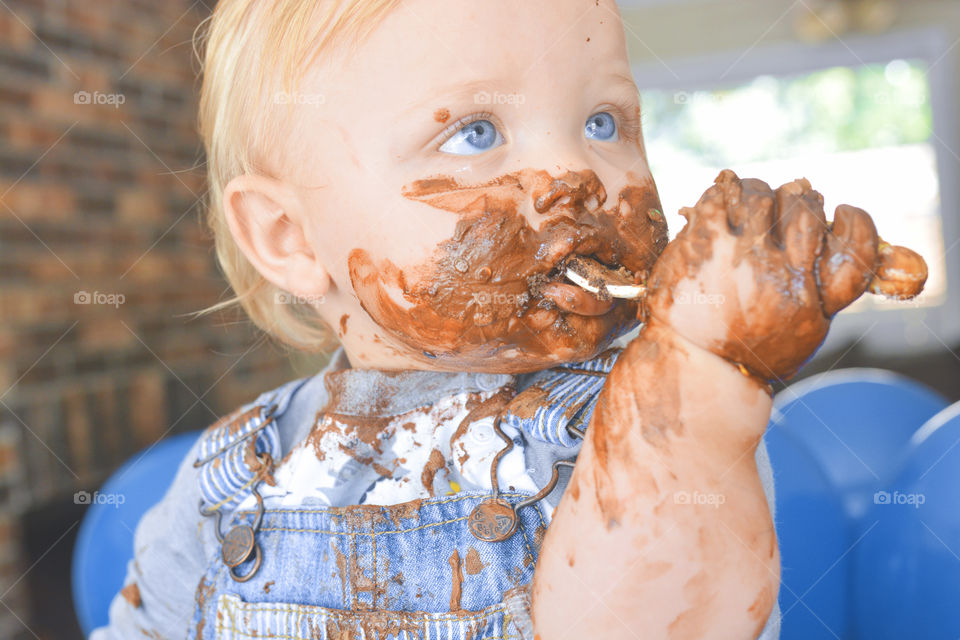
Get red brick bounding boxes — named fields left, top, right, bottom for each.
left=63, top=4, right=111, bottom=37
left=0, top=181, right=76, bottom=221
left=91, top=382, right=122, bottom=465
left=0, top=425, right=22, bottom=480
left=0, top=11, right=35, bottom=50
left=3, top=117, right=65, bottom=149
left=76, top=316, right=137, bottom=351
left=63, top=386, right=92, bottom=477
left=115, top=187, right=166, bottom=223
left=127, top=369, right=167, bottom=447
left=0, top=287, right=71, bottom=324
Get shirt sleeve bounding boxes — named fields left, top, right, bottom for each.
left=88, top=434, right=212, bottom=640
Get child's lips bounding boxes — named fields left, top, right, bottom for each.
left=540, top=281, right=615, bottom=316
left=536, top=255, right=646, bottom=316
left=562, top=255, right=646, bottom=300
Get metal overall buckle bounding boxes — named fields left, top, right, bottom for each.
left=467, top=413, right=583, bottom=543
left=197, top=452, right=270, bottom=582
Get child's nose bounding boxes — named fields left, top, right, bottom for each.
left=529, top=169, right=608, bottom=219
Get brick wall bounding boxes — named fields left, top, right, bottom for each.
left=0, top=1, right=317, bottom=637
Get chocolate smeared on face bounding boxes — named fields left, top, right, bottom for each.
left=348, top=169, right=667, bottom=372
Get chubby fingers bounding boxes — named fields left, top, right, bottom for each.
left=680, top=169, right=745, bottom=231
left=717, top=170, right=776, bottom=237
left=775, top=178, right=828, bottom=272
left=816, top=204, right=879, bottom=316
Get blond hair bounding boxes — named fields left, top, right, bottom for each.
left=191, top=0, right=400, bottom=352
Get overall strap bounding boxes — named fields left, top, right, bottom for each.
left=501, top=347, right=621, bottom=447
left=193, top=376, right=311, bottom=513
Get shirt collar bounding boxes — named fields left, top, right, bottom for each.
left=319, top=346, right=516, bottom=418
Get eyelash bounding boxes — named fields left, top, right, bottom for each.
left=602, top=97, right=643, bottom=143
left=432, top=111, right=499, bottom=150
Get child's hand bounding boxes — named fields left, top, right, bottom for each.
left=645, top=169, right=880, bottom=382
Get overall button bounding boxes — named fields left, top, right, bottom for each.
left=222, top=525, right=256, bottom=567
left=475, top=373, right=509, bottom=392
left=469, top=420, right=495, bottom=445
left=468, top=499, right=518, bottom=542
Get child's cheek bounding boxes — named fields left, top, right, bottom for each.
left=348, top=169, right=668, bottom=370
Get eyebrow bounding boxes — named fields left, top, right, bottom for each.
left=397, top=71, right=639, bottom=120
left=397, top=79, right=504, bottom=118
left=606, top=72, right=640, bottom=96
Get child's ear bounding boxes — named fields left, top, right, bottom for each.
left=222, top=174, right=331, bottom=299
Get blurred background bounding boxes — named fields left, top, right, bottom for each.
left=618, top=0, right=960, bottom=396
left=0, top=0, right=957, bottom=638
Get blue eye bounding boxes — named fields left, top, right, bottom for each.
left=585, top=112, right=618, bottom=141
left=439, top=119, right=504, bottom=155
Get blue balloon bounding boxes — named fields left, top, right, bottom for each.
left=72, top=430, right=201, bottom=636
left=771, top=369, right=947, bottom=527
left=765, top=426, right=850, bottom=639
left=853, top=402, right=960, bottom=640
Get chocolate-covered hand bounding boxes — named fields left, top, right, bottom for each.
left=645, top=169, right=925, bottom=382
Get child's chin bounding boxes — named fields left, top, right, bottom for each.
left=390, top=299, right=639, bottom=374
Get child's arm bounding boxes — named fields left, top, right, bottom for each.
left=532, top=321, right=777, bottom=640
left=531, top=171, right=885, bottom=639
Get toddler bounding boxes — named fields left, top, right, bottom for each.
left=90, top=0, right=926, bottom=638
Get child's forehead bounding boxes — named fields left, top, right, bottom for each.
left=342, top=0, right=630, bottom=86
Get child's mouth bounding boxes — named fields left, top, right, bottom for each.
left=349, top=168, right=667, bottom=370
left=532, top=255, right=646, bottom=317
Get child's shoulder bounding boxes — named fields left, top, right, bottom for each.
left=190, top=351, right=346, bottom=517
left=197, top=349, right=346, bottom=458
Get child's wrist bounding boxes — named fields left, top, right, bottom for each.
left=619, top=318, right=774, bottom=463
left=640, top=316, right=774, bottom=396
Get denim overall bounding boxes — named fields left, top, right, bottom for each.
left=186, top=351, right=621, bottom=640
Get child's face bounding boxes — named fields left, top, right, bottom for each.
left=272, top=0, right=666, bottom=372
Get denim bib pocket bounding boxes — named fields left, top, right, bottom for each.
left=213, top=590, right=528, bottom=640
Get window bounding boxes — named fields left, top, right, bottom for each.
left=634, top=29, right=959, bottom=354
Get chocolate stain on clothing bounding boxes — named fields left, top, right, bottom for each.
left=464, top=547, right=487, bottom=575
left=421, top=448, right=446, bottom=495
left=192, top=577, right=215, bottom=639
left=448, top=549, right=464, bottom=611
left=448, top=386, right=515, bottom=466
left=120, top=582, right=141, bottom=608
